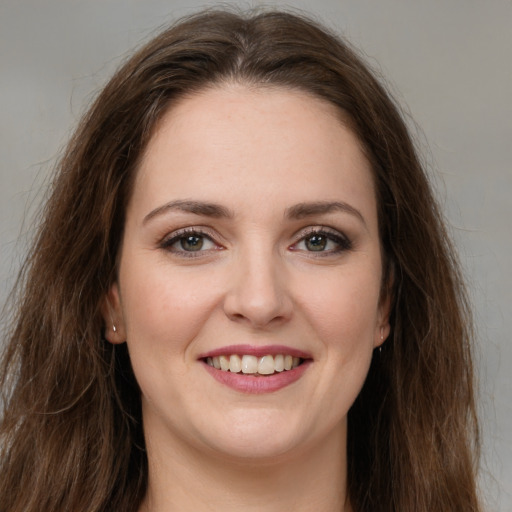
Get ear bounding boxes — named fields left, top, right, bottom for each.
left=101, top=282, right=126, bottom=344
left=374, top=287, right=392, bottom=349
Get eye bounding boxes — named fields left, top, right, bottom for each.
left=303, top=233, right=331, bottom=252
left=160, top=229, right=220, bottom=256
left=291, top=228, right=351, bottom=254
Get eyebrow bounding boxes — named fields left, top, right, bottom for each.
left=143, top=200, right=234, bottom=224
left=143, top=199, right=366, bottom=228
left=285, top=201, right=367, bottom=227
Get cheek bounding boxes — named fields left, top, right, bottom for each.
left=118, top=265, right=224, bottom=411
left=289, top=268, right=380, bottom=433
left=119, top=261, right=221, bottom=358
left=296, top=265, right=382, bottom=348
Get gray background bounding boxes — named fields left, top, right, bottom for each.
left=1, top=0, right=510, bottom=509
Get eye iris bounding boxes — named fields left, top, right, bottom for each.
left=180, top=235, right=203, bottom=251
left=305, top=234, right=327, bottom=251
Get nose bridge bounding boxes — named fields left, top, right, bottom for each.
left=223, top=238, right=292, bottom=327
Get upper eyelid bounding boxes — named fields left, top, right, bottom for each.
left=290, top=226, right=353, bottom=252
left=293, top=225, right=348, bottom=240
left=158, top=225, right=351, bottom=248
left=160, top=227, right=221, bottom=249
left=161, top=226, right=219, bottom=241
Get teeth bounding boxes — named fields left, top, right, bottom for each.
left=241, top=355, right=258, bottom=374
left=258, top=355, right=275, bottom=375
left=219, top=355, right=230, bottom=371
left=207, top=354, right=303, bottom=375
left=229, top=354, right=242, bottom=373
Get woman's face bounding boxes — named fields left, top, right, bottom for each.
left=106, top=86, right=390, bottom=462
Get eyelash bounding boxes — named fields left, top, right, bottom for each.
left=159, top=227, right=221, bottom=258
left=159, top=226, right=352, bottom=258
left=290, top=227, right=352, bottom=255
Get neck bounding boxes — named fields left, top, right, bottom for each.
left=139, top=424, right=351, bottom=512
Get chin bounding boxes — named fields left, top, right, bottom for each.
left=194, top=409, right=315, bottom=463
left=205, top=436, right=303, bottom=464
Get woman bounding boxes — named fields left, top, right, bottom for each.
left=0, top=9, right=481, bottom=512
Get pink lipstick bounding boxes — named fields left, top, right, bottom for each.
left=198, top=344, right=311, bottom=360
left=198, top=345, right=312, bottom=394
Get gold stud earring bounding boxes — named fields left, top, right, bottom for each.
left=378, top=327, right=384, bottom=354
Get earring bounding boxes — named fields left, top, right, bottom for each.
left=380, top=327, right=384, bottom=342
left=113, top=324, right=117, bottom=333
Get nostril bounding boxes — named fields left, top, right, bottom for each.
left=222, top=266, right=293, bottom=328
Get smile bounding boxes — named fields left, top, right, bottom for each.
left=199, top=345, right=312, bottom=393
left=205, top=354, right=302, bottom=376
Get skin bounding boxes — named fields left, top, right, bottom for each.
left=104, top=85, right=390, bottom=512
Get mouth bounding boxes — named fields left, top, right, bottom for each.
left=198, top=345, right=312, bottom=393
left=203, top=354, right=304, bottom=376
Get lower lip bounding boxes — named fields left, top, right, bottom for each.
left=202, top=361, right=311, bottom=394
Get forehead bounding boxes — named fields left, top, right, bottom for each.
left=133, top=85, right=376, bottom=222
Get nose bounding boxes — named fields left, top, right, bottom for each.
left=222, top=248, right=293, bottom=329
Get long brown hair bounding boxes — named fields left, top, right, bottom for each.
left=0, top=9, right=481, bottom=512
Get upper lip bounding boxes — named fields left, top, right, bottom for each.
left=197, top=344, right=312, bottom=360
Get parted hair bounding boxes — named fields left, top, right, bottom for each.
left=0, top=8, right=480, bottom=512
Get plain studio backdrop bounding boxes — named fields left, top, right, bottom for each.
left=0, top=0, right=510, bottom=510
